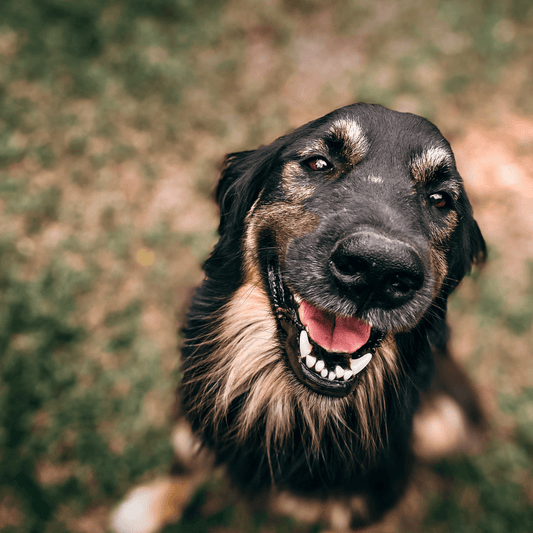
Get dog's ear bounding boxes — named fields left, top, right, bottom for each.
left=445, top=202, right=486, bottom=297
left=459, top=196, right=486, bottom=275
left=215, top=140, right=282, bottom=239
left=203, top=141, right=283, bottom=278
left=216, top=150, right=264, bottom=238
left=467, top=218, right=486, bottom=268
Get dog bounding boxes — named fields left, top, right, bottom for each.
left=112, top=103, right=486, bottom=532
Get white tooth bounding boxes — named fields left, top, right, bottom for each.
left=328, top=371, right=336, bottom=380
left=293, top=294, right=302, bottom=304
left=315, top=359, right=325, bottom=372
left=299, top=329, right=311, bottom=358
left=321, top=368, right=328, bottom=378
left=305, top=354, right=316, bottom=368
left=335, top=365, right=344, bottom=379
left=343, top=369, right=354, bottom=381
left=350, top=353, right=371, bottom=370
left=350, top=353, right=373, bottom=375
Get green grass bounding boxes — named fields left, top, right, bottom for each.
left=0, top=0, right=532, bottom=531
left=0, top=245, right=176, bottom=532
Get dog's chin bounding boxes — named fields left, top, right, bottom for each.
left=266, top=260, right=384, bottom=398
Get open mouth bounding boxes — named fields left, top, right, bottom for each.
left=267, top=261, right=384, bottom=397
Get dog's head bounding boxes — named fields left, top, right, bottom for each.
left=209, top=104, right=485, bottom=399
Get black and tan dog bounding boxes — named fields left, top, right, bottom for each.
left=112, top=103, right=486, bottom=532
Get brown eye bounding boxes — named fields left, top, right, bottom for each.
left=306, top=157, right=331, bottom=171
left=429, top=192, right=451, bottom=209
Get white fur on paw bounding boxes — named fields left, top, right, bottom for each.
left=110, top=479, right=171, bottom=533
left=172, top=420, right=201, bottom=465
left=412, top=394, right=468, bottom=461
left=328, top=502, right=352, bottom=532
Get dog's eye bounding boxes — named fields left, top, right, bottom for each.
left=429, top=192, right=451, bottom=209
left=305, top=157, right=331, bottom=171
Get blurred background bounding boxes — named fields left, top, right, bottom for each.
left=0, top=0, right=532, bottom=531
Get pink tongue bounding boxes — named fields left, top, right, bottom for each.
left=298, top=301, right=371, bottom=353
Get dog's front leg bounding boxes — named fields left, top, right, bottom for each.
left=412, top=344, right=486, bottom=461
left=110, top=419, right=210, bottom=533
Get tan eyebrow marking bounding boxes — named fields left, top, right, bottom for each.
left=410, top=147, right=452, bottom=184
left=297, top=139, right=329, bottom=159
left=328, top=118, right=369, bottom=165
left=410, top=147, right=463, bottom=199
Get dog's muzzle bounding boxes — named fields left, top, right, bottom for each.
left=265, top=228, right=428, bottom=397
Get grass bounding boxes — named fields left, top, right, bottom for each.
left=0, top=0, right=532, bottom=531
left=0, top=242, right=176, bottom=532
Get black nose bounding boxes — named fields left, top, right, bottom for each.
left=329, top=231, right=425, bottom=309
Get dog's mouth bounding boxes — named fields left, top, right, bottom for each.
left=267, top=261, right=384, bottom=398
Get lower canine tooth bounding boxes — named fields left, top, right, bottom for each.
left=305, top=354, right=316, bottom=368
left=299, top=329, right=311, bottom=358
left=350, top=353, right=373, bottom=375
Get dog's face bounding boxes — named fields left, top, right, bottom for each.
left=214, top=104, right=485, bottom=400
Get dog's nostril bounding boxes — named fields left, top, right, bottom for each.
left=387, top=272, right=423, bottom=294
left=333, top=255, right=368, bottom=278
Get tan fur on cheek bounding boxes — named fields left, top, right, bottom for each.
left=282, top=161, right=316, bottom=202
left=243, top=201, right=320, bottom=280
left=432, top=211, right=459, bottom=246
left=429, top=210, right=459, bottom=292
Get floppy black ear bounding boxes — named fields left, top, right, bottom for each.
left=215, top=138, right=285, bottom=238
left=216, top=151, right=264, bottom=238
left=204, top=140, right=283, bottom=278
left=459, top=194, right=486, bottom=275
left=468, top=218, right=486, bottom=268
left=445, top=203, right=486, bottom=299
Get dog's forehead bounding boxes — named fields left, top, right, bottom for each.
left=298, top=109, right=448, bottom=155
left=282, top=106, right=458, bottom=185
